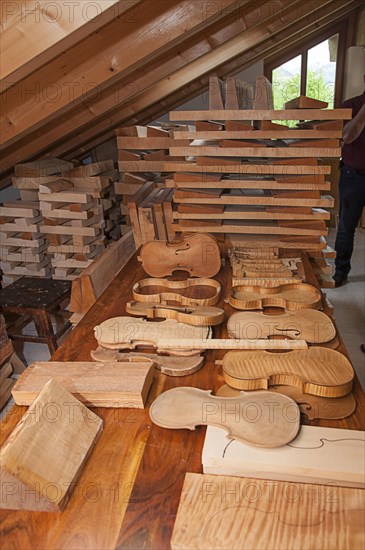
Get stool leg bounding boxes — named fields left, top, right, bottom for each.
left=33, top=311, right=58, bottom=355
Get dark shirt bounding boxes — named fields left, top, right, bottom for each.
left=341, top=90, right=365, bottom=175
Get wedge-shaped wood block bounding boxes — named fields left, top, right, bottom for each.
left=149, top=387, right=300, bottom=448
left=138, top=233, right=221, bottom=278
left=171, top=473, right=365, bottom=549
left=218, top=348, right=354, bottom=398
left=227, top=310, right=336, bottom=343
left=11, top=360, right=154, bottom=408
left=0, top=379, right=102, bottom=512
left=228, top=282, right=322, bottom=310
left=202, top=425, right=365, bottom=488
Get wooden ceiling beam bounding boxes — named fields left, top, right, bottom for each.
left=0, top=0, right=360, bottom=177
left=0, top=1, right=142, bottom=89
left=0, top=0, right=250, bottom=148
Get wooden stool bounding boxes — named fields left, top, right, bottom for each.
left=0, top=277, right=71, bottom=355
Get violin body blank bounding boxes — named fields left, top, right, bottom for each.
left=138, top=233, right=221, bottom=277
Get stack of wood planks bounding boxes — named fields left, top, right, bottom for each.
left=0, top=159, right=74, bottom=284
left=115, top=124, right=191, bottom=228
left=0, top=314, right=25, bottom=411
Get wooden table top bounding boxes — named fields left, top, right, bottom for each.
left=1, top=253, right=364, bottom=550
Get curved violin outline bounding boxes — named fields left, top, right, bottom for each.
left=132, top=277, right=221, bottom=306
left=228, top=282, right=322, bottom=311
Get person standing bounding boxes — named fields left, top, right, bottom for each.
left=333, top=77, right=365, bottom=287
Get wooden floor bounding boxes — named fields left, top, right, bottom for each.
left=1, top=254, right=364, bottom=549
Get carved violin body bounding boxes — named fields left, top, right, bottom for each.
left=149, top=387, right=300, bottom=447
left=138, top=233, right=221, bottom=277
left=132, top=277, right=221, bottom=306
left=228, top=282, right=322, bottom=310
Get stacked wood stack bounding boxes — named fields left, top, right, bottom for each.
left=162, top=77, right=350, bottom=287
left=1, top=159, right=74, bottom=285
left=115, top=124, right=191, bottom=227
left=0, top=314, right=25, bottom=411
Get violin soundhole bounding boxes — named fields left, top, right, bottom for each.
left=175, top=244, right=191, bottom=255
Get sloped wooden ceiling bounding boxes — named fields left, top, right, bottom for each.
left=0, top=0, right=362, bottom=182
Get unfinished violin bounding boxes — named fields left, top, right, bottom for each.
left=132, top=277, right=221, bottom=306
left=149, top=387, right=300, bottom=448
left=228, top=282, right=322, bottom=310
left=217, top=347, right=354, bottom=398
left=126, top=301, right=225, bottom=326
left=227, top=309, right=336, bottom=343
left=138, top=233, right=221, bottom=277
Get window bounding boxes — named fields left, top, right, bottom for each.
left=266, top=28, right=345, bottom=112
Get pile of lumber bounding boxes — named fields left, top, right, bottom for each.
left=115, top=124, right=190, bottom=227
left=0, top=159, right=74, bottom=285
left=0, top=314, right=25, bottom=411
left=123, top=77, right=350, bottom=287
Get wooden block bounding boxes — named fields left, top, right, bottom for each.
left=118, top=150, right=142, bottom=161
left=12, top=360, right=154, bottom=408
left=284, top=95, right=328, bottom=109
left=62, top=160, right=114, bottom=178
left=127, top=181, right=157, bottom=248
left=69, top=231, right=135, bottom=314
left=225, top=78, right=255, bottom=110
left=170, top=146, right=341, bottom=158
left=174, top=189, right=222, bottom=200
left=38, top=179, right=73, bottom=194
left=203, top=424, right=364, bottom=488
left=39, top=191, right=92, bottom=203
left=254, top=75, right=273, bottom=109
left=41, top=224, right=100, bottom=237
left=171, top=473, right=365, bottom=549
left=115, top=125, right=148, bottom=137
left=258, top=120, right=289, bottom=130
left=0, top=379, right=102, bottom=512
left=208, top=76, right=225, bottom=109
left=195, top=121, right=223, bottom=131
left=164, top=163, right=330, bottom=175
left=287, top=139, right=339, bottom=148
left=219, top=140, right=262, bottom=148
left=173, top=173, right=221, bottom=183
left=117, top=137, right=189, bottom=149
left=177, top=204, right=225, bottom=214
left=0, top=203, right=40, bottom=218
left=12, top=174, right=61, bottom=190
left=169, top=109, right=351, bottom=121
left=19, top=190, right=39, bottom=201
left=225, top=121, right=254, bottom=131
left=123, top=173, right=148, bottom=184
left=0, top=378, right=15, bottom=410
left=147, top=126, right=170, bottom=137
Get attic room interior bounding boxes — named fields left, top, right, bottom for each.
left=0, top=1, right=364, bottom=548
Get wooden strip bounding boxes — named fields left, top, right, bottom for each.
left=117, top=137, right=190, bottom=148
left=173, top=208, right=330, bottom=221
left=171, top=223, right=326, bottom=236
left=174, top=195, right=334, bottom=207
left=170, top=146, right=341, bottom=158
left=166, top=179, right=331, bottom=190
left=163, top=163, right=331, bottom=174
left=169, top=109, right=352, bottom=121
left=173, top=130, right=343, bottom=139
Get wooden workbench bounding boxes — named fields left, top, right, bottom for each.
left=1, top=253, right=364, bottom=550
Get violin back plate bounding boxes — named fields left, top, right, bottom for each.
left=138, top=233, right=221, bottom=277
left=229, top=282, right=322, bottom=310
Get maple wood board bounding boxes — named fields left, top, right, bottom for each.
left=171, top=222, right=327, bottom=236
left=202, top=424, right=365, bottom=488
left=0, top=379, right=102, bottom=512
left=173, top=207, right=330, bottom=221
left=169, top=109, right=352, bottom=120
left=117, top=137, right=190, bottom=148
left=90, top=348, right=205, bottom=376
left=174, top=195, right=333, bottom=207
left=149, top=387, right=300, bottom=448
left=170, top=146, right=341, bottom=158
left=164, top=163, right=330, bottom=175
left=227, top=310, right=336, bottom=343
left=12, top=360, right=154, bottom=408
left=166, top=178, right=331, bottom=190
left=218, top=347, right=354, bottom=398
left=171, top=472, right=365, bottom=550
left=173, top=130, right=343, bottom=139
left=38, top=191, right=92, bottom=203
left=284, top=95, right=328, bottom=109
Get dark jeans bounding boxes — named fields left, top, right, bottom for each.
left=334, top=164, right=365, bottom=275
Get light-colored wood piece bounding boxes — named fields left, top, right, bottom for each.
left=38, top=179, right=73, bottom=194
left=218, top=347, right=354, bottom=398
left=284, top=95, right=328, bottom=109
left=254, top=75, right=273, bottom=109
left=132, top=278, right=221, bottom=307
left=208, top=76, right=225, bottom=109
left=90, top=348, right=205, bottom=377
left=171, top=473, right=365, bottom=550
left=164, top=162, right=331, bottom=175
left=227, top=310, right=336, bottom=343
left=138, top=233, right=221, bottom=278
left=166, top=177, right=331, bottom=191
left=202, top=425, right=364, bottom=487
left=169, top=109, right=351, bottom=121
left=215, top=385, right=356, bottom=420
left=228, top=282, right=322, bottom=310
left=150, top=387, right=300, bottom=448
left=126, top=301, right=225, bottom=327
left=12, top=360, right=154, bottom=408
left=173, top=130, right=342, bottom=139
left=154, top=339, right=308, bottom=352
left=0, top=379, right=102, bottom=512
left=170, top=146, right=341, bottom=157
